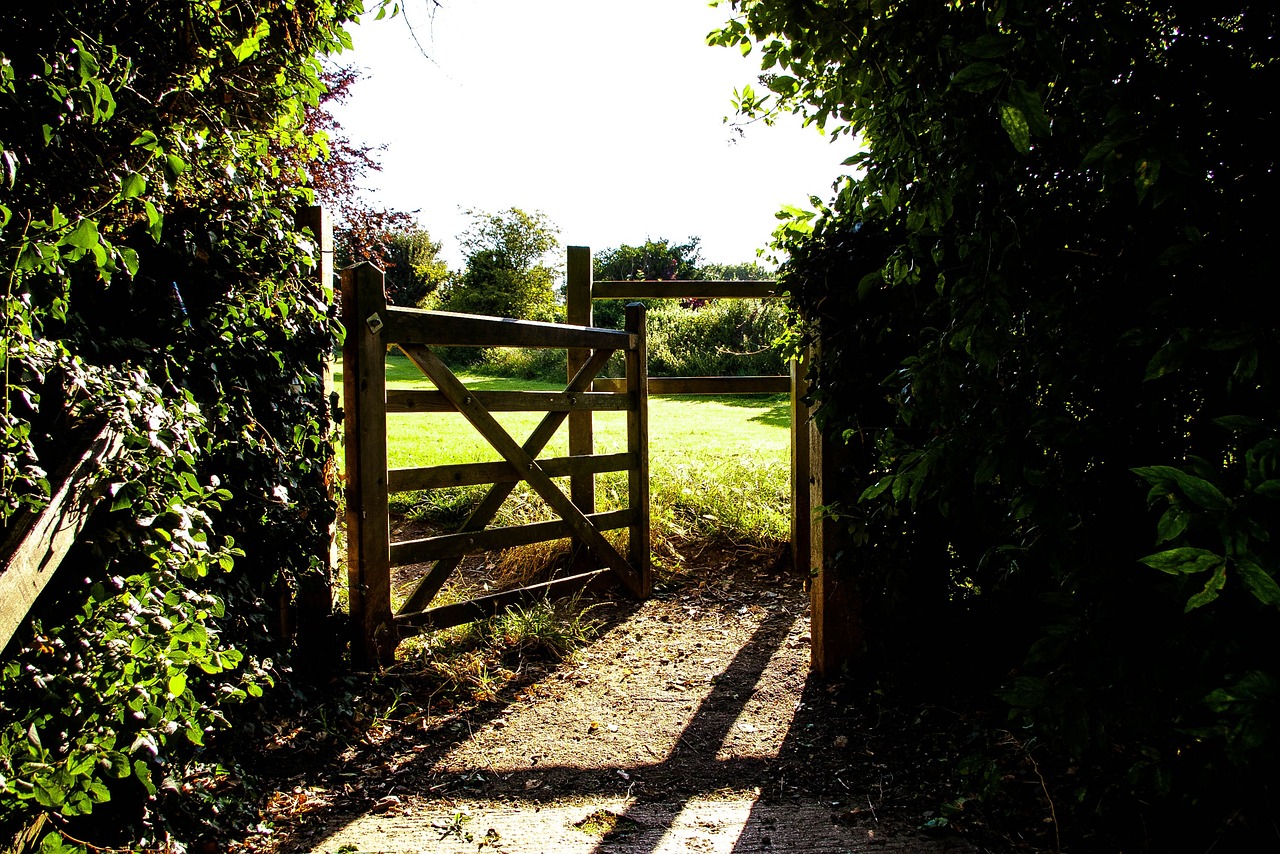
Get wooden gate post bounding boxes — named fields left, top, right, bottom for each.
left=625, top=302, right=651, bottom=596
left=566, top=246, right=595, bottom=514
left=790, top=350, right=812, bottom=575
left=341, top=262, right=395, bottom=666
left=808, top=340, right=863, bottom=677
left=295, top=205, right=338, bottom=669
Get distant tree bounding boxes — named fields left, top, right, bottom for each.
left=697, top=260, right=773, bottom=280
left=593, top=237, right=703, bottom=281
left=439, top=208, right=561, bottom=321
left=380, top=227, right=449, bottom=307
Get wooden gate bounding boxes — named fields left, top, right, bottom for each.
left=342, top=262, right=650, bottom=665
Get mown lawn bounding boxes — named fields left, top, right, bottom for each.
left=335, top=352, right=792, bottom=543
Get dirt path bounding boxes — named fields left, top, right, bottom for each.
left=244, top=552, right=978, bottom=854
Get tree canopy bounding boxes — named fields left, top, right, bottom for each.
left=439, top=207, right=561, bottom=322
left=714, top=0, right=1279, bottom=845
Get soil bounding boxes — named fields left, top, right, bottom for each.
left=228, top=545, right=1014, bottom=854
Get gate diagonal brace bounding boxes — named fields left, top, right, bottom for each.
left=394, top=345, right=617, bottom=615
left=397, top=344, right=644, bottom=600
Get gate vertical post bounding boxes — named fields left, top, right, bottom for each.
left=566, top=247, right=595, bottom=514
left=625, top=302, right=651, bottom=596
left=808, top=339, right=863, bottom=677
left=295, top=206, right=338, bottom=670
left=341, top=262, right=394, bottom=666
left=789, top=350, right=812, bottom=575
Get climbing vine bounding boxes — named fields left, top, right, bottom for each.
left=0, top=0, right=374, bottom=847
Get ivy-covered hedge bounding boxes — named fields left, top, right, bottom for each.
left=1, top=0, right=361, bottom=847
left=716, top=0, right=1280, bottom=846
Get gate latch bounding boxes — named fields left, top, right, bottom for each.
left=366, top=312, right=384, bottom=335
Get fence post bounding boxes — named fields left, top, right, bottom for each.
left=341, top=262, right=395, bottom=666
left=808, top=339, right=863, bottom=676
left=295, top=205, right=339, bottom=670
left=625, top=302, right=651, bottom=596
left=790, top=350, right=812, bottom=575
left=566, top=246, right=595, bottom=514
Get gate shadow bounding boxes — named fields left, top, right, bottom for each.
left=267, top=579, right=877, bottom=854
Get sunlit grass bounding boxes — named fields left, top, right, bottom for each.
left=334, top=352, right=791, bottom=545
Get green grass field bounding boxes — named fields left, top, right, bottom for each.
left=336, top=351, right=792, bottom=543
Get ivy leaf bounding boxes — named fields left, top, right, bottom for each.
left=230, top=19, right=271, bottom=63
left=1185, top=562, right=1227, bottom=612
left=1139, top=547, right=1223, bottom=575
left=120, top=171, right=146, bottom=199
left=60, top=218, right=99, bottom=250
left=999, top=103, right=1031, bottom=153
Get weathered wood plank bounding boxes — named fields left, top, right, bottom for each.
left=593, top=280, right=780, bottom=300
left=0, top=421, right=123, bottom=651
left=626, top=303, right=652, bottom=597
left=395, top=347, right=617, bottom=615
left=389, top=452, right=631, bottom=493
left=592, top=376, right=790, bottom=395
left=566, top=246, right=596, bottom=517
left=386, top=389, right=628, bottom=413
left=342, top=263, right=395, bottom=666
left=395, top=569, right=610, bottom=636
left=398, top=344, right=643, bottom=596
left=382, top=306, right=632, bottom=350
left=391, top=509, right=633, bottom=565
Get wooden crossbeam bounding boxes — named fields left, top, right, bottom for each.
left=389, top=452, right=631, bottom=493
left=395, top=569, right=611, bottom=636
left=592, top=376, right=790, bottom=395
left=592, top=280, right=781, bottom=300
left=399, top=344, right=644, bottom=596
left=386, top=389, right=628, bottom=414
left=394, top=346, right=618, bottom=614
left=382, top=307, right=634, bottom=350
left=391, top=509, right=632, bottom=565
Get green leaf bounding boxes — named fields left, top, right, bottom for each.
left=999, top=103, right=1030, bottom=153
left=1139, top=547, right=1223, bottom=575
left=1155, top=507, right=1189, bottom=543
left=960, top=34, right=1014, bottom=58
left=144, top=200, right=163, bottom=241
left=231, top=19, right=271, bottom=62
left=1170, top=471, right=1229, bottom=511
left=950, top=62, right=1005, bottom=93
left=1008, top=81, right=1051, bottom=137
left=1135, top=158, right=1161, bottom=203
left=121, top=171, right=146, bottom=199
left=1185, top=562, right=1226, bottom=611
left=60, top=218, right=99, bottom=250
left=1213, top=415, right=1263, bottom=434
left=766, top=74, right=799, bottom=95
left=168, top=673, right=188, bottom=696
left=1236, top=560, right=1280, bottom=608
left=859, top=477, right=893, bottom=501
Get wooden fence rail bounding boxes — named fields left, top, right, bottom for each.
left=0, top=422, right=124, bottom=652
left=342, top=262, right=650, bottom=666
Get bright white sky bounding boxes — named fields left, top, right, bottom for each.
left=330, top=0, right=853, bottom=270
